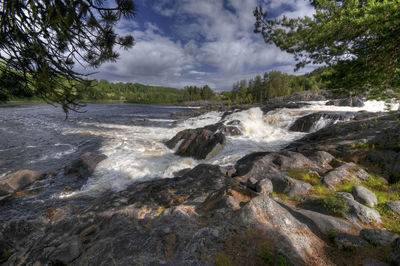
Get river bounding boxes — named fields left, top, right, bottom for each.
left=0, top=100, right=396, bottom=221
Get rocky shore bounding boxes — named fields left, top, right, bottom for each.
left=1, top=93, right=399, bottom=265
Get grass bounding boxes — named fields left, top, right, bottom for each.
left=216, top=252, right=232, bottom=266
left=271, top=192, right=289, bottom=201
left=258, top=243, right=290, bottom=266
left=286, top=169, right=320, bottom=185
left=309, top=184, right=332, bottom=196
left=312, top=193, right=349, bottom=217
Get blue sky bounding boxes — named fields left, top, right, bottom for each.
left=88, top=0, right=315, bottom=91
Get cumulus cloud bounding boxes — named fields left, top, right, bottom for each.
left=88, top=0, right=315, bottom=91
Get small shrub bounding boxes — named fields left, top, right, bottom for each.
left=313, top=194, right=349, bottom=217
left=309, top=184, right=332, bottom=196
left=259, top=247, right=274, bottom=264
left=327, top=229, right=338, bottom=243
left=216, top=252, right=232, bottom=266
left=277, top=255, right=290, bottom=266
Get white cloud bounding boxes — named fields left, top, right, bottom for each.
left=89, top=0, right=316, bottom=91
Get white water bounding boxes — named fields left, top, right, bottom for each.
left=59, top=100, right=398, bottom=197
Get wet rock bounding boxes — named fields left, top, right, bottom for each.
left=338, top=195, right=381, bottom=224
left=255, top=178, right=273, bottom=195
left=352, top=186, right=378, bottom=207
left=47, top=235, right=82, bottom=264
left=64, top=152, right=107, bottom=178
left=334, top=233, right=370, bottom=250
left=0, top=170, right=45, bottom=195
left=165, top=127, right=226, bottom=160
left=173, top=168, right=192, bottom=177
left=321, top=163, right=359, bottom=189
left=289, top=112, right=353, bottom=133
left=362, top=259, right=390, bottom=266
left=204, top=122, right=242, bottom=136
left=359, top=229, right=399, bottom=246
left=326, top=97, right=364, bottom=107
left=385, top=201, right=400, bottom=215
left=234, top=195, right=327, bottom=265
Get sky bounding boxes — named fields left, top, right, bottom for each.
left=87, top=0, right=315, bottom=91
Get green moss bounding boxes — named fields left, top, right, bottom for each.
left=375, top=205, right=400, bottom=234
left=309, top=184, right=332, bottom=196
left=277, top=255, right=290, bottom=266
left=216, top=252, right=232, bottom=266
left=286, top=169, right=320, bottom=185
left=271, top=192, right=289, bottom=201
left=312, top=194, right=349, bottom=217
left=336, top=181, right=354, bottom=194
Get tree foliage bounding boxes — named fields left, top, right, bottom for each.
left=254, top=0, right=400, bottom=93
left=230, top=70, right=322, bottom=104
left=183, top=85, right=216, bottom=101
left=0, top=0, right=136, bottom=113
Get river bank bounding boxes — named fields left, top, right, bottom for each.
left=0, top=95, right=399, bottom=265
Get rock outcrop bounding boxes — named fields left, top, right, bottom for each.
left=289, top=112, right=354, bottom=132
left=0, top=170, right=45, bottom=195
left=165, top=122, right=241, bottom=160
left=326, top=97, right=364, bottom=107
left=64, top=152, right=107, bottom=178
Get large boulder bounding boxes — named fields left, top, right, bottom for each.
left=352, top=186, right=378, bottom=207
left=334, top=233, right=370, bottom=250
left=165, top=128, right=225, bottom=160
left=0, top=170, right=45, bottom=195
left=326, top=97, right=364, bottom=107
left=289, top=112, right=353, bottom=133
left=359, top=229, right=399, bottom=246
left=392, top=238, right=400, bottom=265
left=64, top=152, right=107, bottom=178
left=321, top=163, right=359, bottom=189
left=165, top=122, right=241, bottom=160
left=338, top=194, right=381, bottom=224
left=267, top=172, right=312, bottom=198
left=385, top=201, right=400, bottom=215
left=234, top=195, right=329, bottom=265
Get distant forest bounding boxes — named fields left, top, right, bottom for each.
left=224, top=69, right=325, bottom=104
left=7, top=70, right=326, bottom=105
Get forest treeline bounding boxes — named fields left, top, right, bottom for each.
left=5, top=70, right=326, bottom=104
left=224, top=69, right=324, bottom=104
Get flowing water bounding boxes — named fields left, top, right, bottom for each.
left=0, top=100, right=398, bottom=212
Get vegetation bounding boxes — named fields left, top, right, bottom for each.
left=254, top=0, right=400, bottom=95
left=286, top=169, right=320, bottom=186
left=215, top=252, right=232, bottom=266
left=313, top=193, right=349, bottom=217
left=259, top=243, right=289, bottom=266
left=0, top=0, right=136, bottom=113
left=228, top=70, right=323, bottom=104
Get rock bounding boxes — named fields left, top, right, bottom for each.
left=385, top=201, right=400, bottom=215
left=47, top=235, right=83, bottom=264
left=301, top=150, right=334, bottom=172
left=0, top=170, right=45, bottom=195
left=295, top=209, right=353, bottom=235
left=234, top=195, right=328, bottom=265
left=255, top=178, right=273, bottom=195
left=321, top=163, right=359, bottom=189
left=266, top=172, right=312, bottom=198
left=235, top=150, right=323, bottom=180
left=289, top=112, right=353, bottom=133
left=362, top=259, right=390, bottom=266
left=172, top=168, right=192, bottom=177
left=354, top=168, right=370, bottom=181
left=339, top=195, right=381, bottom=224
left=165, top=127, right=226, bottom=160
left=352, top=186, right=378, bottom=207
left=334, top=233, right=370, bottom=250
left=64, top=152, right=107, bottom=178
left=359, top=229, right=399, bottom=246
left=326, top=97, right=364, bottom=107
left=246, top=177, right=258, bottom=190
left=392, top=238, right=400, bottom=266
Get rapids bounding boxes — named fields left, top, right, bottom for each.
left=0, top=100, right=398, bottom=199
